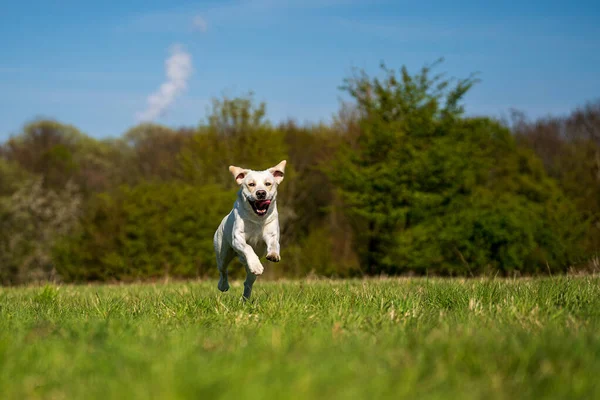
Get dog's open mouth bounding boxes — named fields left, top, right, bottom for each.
left=250, top=199, right=271, bottom=216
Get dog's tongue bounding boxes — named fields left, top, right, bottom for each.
left=255, top=200, right=271, bottom=209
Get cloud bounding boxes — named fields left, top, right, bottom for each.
left=136, top=44, right=193, bottom=122
left=192, top=15, right=208, bottom=32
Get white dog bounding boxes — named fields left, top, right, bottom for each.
left=213, top=160, right=286, bottom=299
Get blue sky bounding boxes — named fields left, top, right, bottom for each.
left=1, top=0, right=599, bottom=139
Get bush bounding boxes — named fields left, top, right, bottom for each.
left=395, top=188, right=587, bottom=275
left=54, top=182, right=235, bottom=282
left=0, top=179, right=81, bottom=284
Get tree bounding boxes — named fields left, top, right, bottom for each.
left=514, top=100, right=600, bottom=256
left=0, top=158, right=32, bottom=196
left=331, top=61, right=586, bottom=275
left=179, top=94, right=288, bottom=187
left=3, top=119, right=130, bottom=194
left=124, top=123, right=193, bottom=182
left=0, top=179, right=81, bottom=284
left=330, top=61, right=478, bottom=274
left=54, top=182, right=234, bottom=282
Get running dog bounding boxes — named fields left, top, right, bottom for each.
left=213, top=160, right=286, bottom=299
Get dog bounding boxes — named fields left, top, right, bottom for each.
left=213, top=160, right=286, bottom=299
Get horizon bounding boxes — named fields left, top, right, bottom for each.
left=1, top=0, right=599, bottom=140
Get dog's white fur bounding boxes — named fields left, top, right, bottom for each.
left=213, top=160, right=286, bottom=299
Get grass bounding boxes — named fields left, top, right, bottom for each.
left=1, top=277, right=599, bottom=399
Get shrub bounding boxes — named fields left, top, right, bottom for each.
left=54, top=182, right=235, bottom=282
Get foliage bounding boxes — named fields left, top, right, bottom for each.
left=0, top=158, right=32, bottom=196
left=513, top=101, right=600, bottom=252
left=0, top=64, right=598, bottom=283
left=180, top=93, right=288, bottom=187
left=54, top=182, right=235, bottom=282
left=0, top=179, right=81, bottom=284
left=331, top=62, right=588, bottom=275
left=2, top=119, right=131, bottom=194
left=330, top=62, right=478, bottom=273
left=123, top=123, right=193, bottom=182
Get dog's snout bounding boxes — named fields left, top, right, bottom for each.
left=256, top=190, right=267, bottom=200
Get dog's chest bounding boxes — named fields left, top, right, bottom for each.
left=244, top=223, right=264, bottom=247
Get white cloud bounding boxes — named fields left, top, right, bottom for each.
left=192, top=15, right=208, bottom=32
left=136, top=44, right=193, bottom=122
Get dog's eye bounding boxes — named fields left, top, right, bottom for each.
left=265, top=182, right=272, bottom=186
left=248, top=183, right=255, bottom=187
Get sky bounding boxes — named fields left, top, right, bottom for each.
left=1, top=0, right=599, bottom=139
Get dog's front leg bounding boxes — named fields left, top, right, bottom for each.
left=263, top=224, right=281, bottom=263
left=232, top=238, right=263, bottom=300
left=232, top=221, right=263, bottom=300
left=232, top=230, right=264, bottom=276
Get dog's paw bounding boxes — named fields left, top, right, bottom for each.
left=249, top=262, right=264, bottom=276
left=218, top=278, right=230, bottom=292
left=266, top=252, right=281, bottom=263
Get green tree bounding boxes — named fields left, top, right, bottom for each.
left=331, top=61, right=478, bottom=274
left=331, top=62, right=586, bottom=275
left=180, top=94, right=288, bottom=187
left=54, top=182, right=234, bottom=282
left=0, top=158, right=32, bottom=196
left=3, top=119, right=131, bottom=194
left=123, top=123, right=193, bottom=182
left=514, top=101, right=600, bottom=255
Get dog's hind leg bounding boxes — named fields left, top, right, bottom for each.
left=216, top=243, right=235, bottom=292
left=243, top=265, right=258, bottom=300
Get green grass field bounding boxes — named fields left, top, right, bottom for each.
left=1, top=277, right=599, bottom=399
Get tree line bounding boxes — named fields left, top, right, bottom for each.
left=1, top=62, right=599, bottom=284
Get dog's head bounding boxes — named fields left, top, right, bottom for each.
left=228, top=160, right=286, bottom=217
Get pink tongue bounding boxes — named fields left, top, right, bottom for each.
left=255, top=200, right=271, bottom=209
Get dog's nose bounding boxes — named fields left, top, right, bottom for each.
left=256, top=190, right=267, bottom=200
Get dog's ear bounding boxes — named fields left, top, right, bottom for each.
left=229, top=165, right=248, bottom=185
left=268, top=160, right=286, bottom=184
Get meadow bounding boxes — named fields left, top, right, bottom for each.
left=1, top=277, right=599, bottom=399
